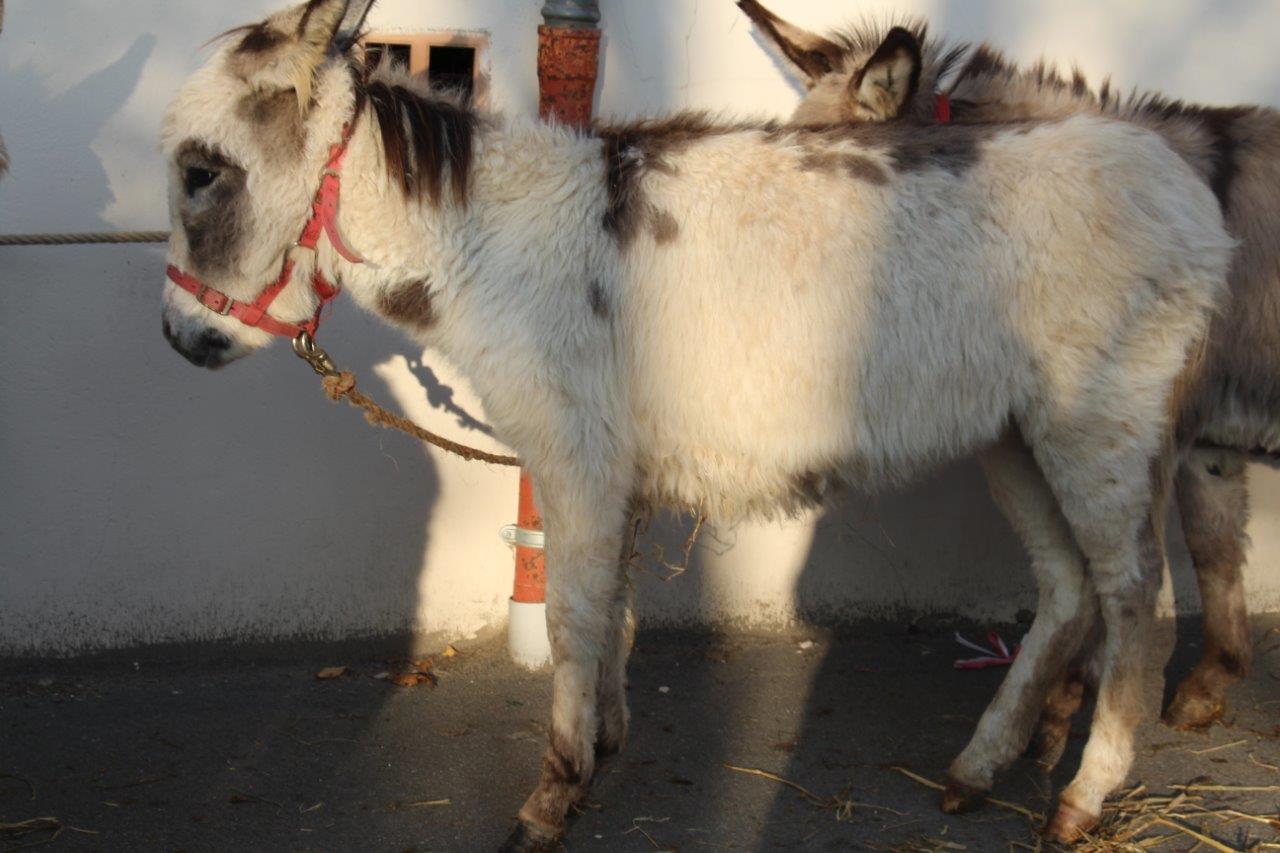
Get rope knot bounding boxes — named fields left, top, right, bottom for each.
left=322, top=370, right=357, bottom=401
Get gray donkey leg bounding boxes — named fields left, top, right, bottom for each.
left=1164, top=448, right=1252, bottom=729
left=1032, top=447, right=1253, bottom=761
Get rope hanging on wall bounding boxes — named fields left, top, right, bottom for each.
left=0, top=231, right=170, bottom=246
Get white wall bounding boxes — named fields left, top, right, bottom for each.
left=2, top=0, right=1280, bottom=655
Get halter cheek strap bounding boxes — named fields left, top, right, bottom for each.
left=165, top=123, right=362, bottom=341
left=165, top=261, right=340, bottom=338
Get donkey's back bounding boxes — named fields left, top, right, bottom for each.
left=606, top=114, right=1231, bottom=517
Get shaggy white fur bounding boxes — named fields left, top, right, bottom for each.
left=159, top=1, right=1234, bottom=844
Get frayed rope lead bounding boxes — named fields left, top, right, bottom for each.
left=320, top=370, right=521, bottom=466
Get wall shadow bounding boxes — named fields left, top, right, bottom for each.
left=0, top=17, right=449, bottom=658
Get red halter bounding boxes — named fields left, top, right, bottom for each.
left=165, top=123, right=364, bottom=340
left=933, top=92, right=952, bottom=124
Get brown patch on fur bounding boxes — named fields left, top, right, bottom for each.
left=587, top=280, right=609, bottom=319
left=377, top=278, right=436, bottom=329
left=598, top=112, right=1011, bottom=245
left=357, top=75, right=477, bottom=207
left=599, top=111, right=778, bottom=244
left=176, top=141, right=248, bottom=275
left=883, top=122, right=1001, bottom=176
left=648, top=208, right=679, bottom=244
left=234, top=23, right=287, bottom=55
left=598, top=113, right=739, bottom=247
left=799, top=151, right=889, bottom=185
left=235, top=90, right=306, bottom=161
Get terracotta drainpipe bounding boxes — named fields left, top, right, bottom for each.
left=505, top=0, right=602, bottom=669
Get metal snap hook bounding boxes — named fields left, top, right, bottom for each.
left=292, top=331, right=338, bottom=377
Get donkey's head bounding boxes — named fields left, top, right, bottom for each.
left=737, top=0, right=956, bottom=125
left=160, top=0, right=373, bottom=368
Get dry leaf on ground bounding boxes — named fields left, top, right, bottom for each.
left=315, top=667, right=348, bottom=680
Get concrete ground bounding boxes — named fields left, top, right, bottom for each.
left=2, top=617, right=1278, bottom=852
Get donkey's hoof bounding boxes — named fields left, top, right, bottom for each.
left=1042, top=799, right=1099, bottom=844
left=1163, top=689, right=1224, bottom=731
left=498, top=821, right=562, bottom=853
left=940, top=776, right=986, bottom=814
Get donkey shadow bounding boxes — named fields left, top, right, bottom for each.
left=0, top=34, right=155, bottom=232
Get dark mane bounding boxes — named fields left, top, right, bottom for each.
left=953, top=44, right=1116, bottom=108
left=352, top=66, right=478, bottom=207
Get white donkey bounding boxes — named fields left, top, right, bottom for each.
left=158, top=0, right=1232, bottom=846
left=738, top=0, right=1278, bottom=804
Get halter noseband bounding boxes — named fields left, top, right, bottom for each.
left=165, top=122, right=364, bottom=342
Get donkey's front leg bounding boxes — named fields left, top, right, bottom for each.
left=501, top=477, right=631, bottom=853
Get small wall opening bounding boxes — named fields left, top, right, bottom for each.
left=361, top=32, right=490, bottom=105
left=428, top=45, right=476, bottom=101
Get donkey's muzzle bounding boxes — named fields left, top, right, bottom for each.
left=163, top=318, right=231, bottom=369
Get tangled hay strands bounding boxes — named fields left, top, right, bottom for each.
left=1074, top=784, right=1280, bottom=852
left=624, top=508, right=707, bottom=582
left=0, top=816, right=98, bottom=850
left=886, top=768, right=1279, bottom=852
left=723, top=764, right=907, bottom=822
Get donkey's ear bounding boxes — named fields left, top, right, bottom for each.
left=230, top=0, right=367, bottom=110
left=334, top=0, right=376, bottom=53
left=848, top=27, right=922, bottom=121
left=737, top=0, right=844, bottom=86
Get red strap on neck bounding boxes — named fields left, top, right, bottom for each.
left=168, top=123, right=361, bottom=340
left=934, top=93, right=952, bottom=124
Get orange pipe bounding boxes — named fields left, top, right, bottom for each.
left=511, top=472, right=546, bottom=604
left=536, top=25, right=601, bottom=125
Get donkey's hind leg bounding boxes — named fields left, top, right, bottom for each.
left=1164, top=448, right=1252, bottom=730
left=943, top=432, right=1097, bottom=813
left=1030, top=435, right=1169, bottom=843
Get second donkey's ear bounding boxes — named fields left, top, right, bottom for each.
left=848, top=27, right=922, bottom=121
left=737, top=0, right=845, bottom=86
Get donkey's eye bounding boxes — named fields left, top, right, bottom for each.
left=184, top=166, right=219, bottom=195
